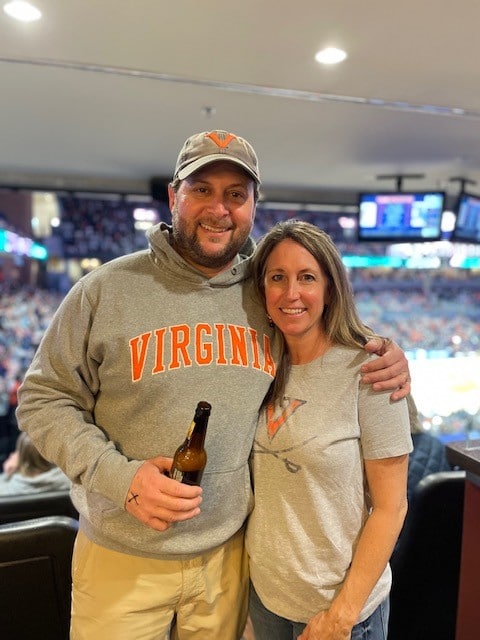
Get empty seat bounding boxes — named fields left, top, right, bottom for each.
left=0, top=515, right=79, bottom=640
left=389, top=470, right=465, bottom=640
left=0, top=489, right=78, bottom=525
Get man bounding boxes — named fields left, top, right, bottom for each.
left=16, top=130, right=410, bottom=639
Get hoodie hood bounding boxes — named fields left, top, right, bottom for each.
left=146, top=222, right=255, bottom=288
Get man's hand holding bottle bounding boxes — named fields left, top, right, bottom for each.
left=125, top=456, right=203, bottom=531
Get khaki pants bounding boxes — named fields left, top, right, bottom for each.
left=70, top=528, right=248, bottom=640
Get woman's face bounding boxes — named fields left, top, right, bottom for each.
left=263, top=238, right=329, bottom=344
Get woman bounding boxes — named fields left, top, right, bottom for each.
left=0, top=432, right=70, bottom=495
left=246, top=220, right=412, bottom=640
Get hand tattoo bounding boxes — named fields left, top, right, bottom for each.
left=128, top=492, right=139, bottom=505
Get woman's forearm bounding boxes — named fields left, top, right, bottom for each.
left=328, top=502, right=407, bottom=628
left=298, top=503, right=407, bottom=640
left=297, top=454, right=409, bottom=640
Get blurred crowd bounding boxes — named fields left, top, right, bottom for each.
left=1, top=199, right=479, bottom=461
left=1, top=269, right=477, bottom=420
left=0, top=284, right=63, bottom=464
left=52, top=195, right=153, bottom=262
left=353, top=270, right=480, bottom=355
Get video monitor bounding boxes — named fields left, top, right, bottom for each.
left=357, top=191, right=445, bottom=242
left=452, top=192, right=480, bottom=244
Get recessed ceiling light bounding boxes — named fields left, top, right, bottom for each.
left=3, top=1, right=42, bottom=22
left=315, top=47, right=347, bottom=65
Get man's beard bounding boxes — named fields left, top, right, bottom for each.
left=172, top=213, right=251, bottom=270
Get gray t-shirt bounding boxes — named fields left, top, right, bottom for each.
left=246, top=344, right=412, bottom=624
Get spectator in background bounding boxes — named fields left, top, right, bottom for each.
left=0, top=375, right=11, bottom=467
left=6, top=373, right=21, bottom=434
left=0, top=432, right=70, bottom=495
left=0, top=284, right=62, bottom=466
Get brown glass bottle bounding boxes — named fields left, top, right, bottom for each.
left=169, top=401, right=211, bottom=486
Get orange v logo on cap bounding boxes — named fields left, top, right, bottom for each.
left=206, top=131, right=237, bottom=148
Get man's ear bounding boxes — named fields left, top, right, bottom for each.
left=167, top=184, right=176, bottom=210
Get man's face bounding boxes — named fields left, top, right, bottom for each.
left=169, top=161, right=256, bottom=277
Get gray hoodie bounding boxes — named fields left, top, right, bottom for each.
left=16, top=224, right=276, bottom=558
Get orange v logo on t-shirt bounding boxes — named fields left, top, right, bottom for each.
left=266, top=398, right=306, bottom=439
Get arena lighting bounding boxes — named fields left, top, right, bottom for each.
left=3, top=1, right=41, bottom=21
left=80, top=258, right=101, bottom=271
left=441, top=210, right=455, bottom=233
left=341, top=256, right=404, bottom=268
left=338, top=216, right=356, bottom=229
left=315, top=47, right=347, bottom=65
left=0, top=229, right=47, bottom=260
left=133, top=208, right=158, bottom=222
left=450, top=256, right=480, bottom=268
left=259, top=202, right=357, bottom=214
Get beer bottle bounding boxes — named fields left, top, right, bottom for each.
left=169, top=401, right=211, bottom=486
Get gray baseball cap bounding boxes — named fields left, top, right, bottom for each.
left=173, top=130, right=260, bottom=184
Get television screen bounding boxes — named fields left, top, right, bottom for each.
left=452, top=192, right=480, bottom=244
left=357, top=191, right=445, bottom=242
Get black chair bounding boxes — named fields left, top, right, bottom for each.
left=0, top=489, right=78, bottom=524
left=0, top=515, right=79, bottom=640
left=389, top=470, right=466, bottom=640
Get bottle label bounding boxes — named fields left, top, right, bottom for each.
left=170, top=468, right=204, bottom=486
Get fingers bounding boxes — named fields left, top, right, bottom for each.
left=363, top=361, right=406, bottom=382
left=363, top=336, right=396, bottom=361
left=125, top=459, right=203, bottom=531
left=362, top=338, right=409, bottom=382
left=127, top=487, right=202, bottom=513
left=367, top=370, right=410, bottom=389
left=367, top=370, right=411, bottom=403
left=363, top=335, right=390, bottom=354
left=126, top=492, right=202, bottom=531
left=126, top=483, right=202, bottom=515
left=362, top=361, right=405, bottom=384
left=361, top=335, right=411, bottom=402
left=146, top=503, right=202, bottom=531
left=379, top=336, right=393, bottom=356
left=367, top=336, right=392, bottom=357
left=162, top=473, right=203, bottom=498
left=153, top=490, right=203, bottom=514
left=148, top=455, right=174, bottom=475
left=388, top=377, right=411, bottom=402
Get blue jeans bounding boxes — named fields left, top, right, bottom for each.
left=249, top=583, right=390, bottom=640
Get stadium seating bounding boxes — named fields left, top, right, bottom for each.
left=389, top=470, right=466, bottom=640
left=0, top=489, right=78, bottom=525
left=0, top=515, right=78, bottom=639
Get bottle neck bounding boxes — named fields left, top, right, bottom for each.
left=188, top=414, right=209, bottom=448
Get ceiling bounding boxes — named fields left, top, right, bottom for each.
left=1, top=0, right=480, bottom=206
